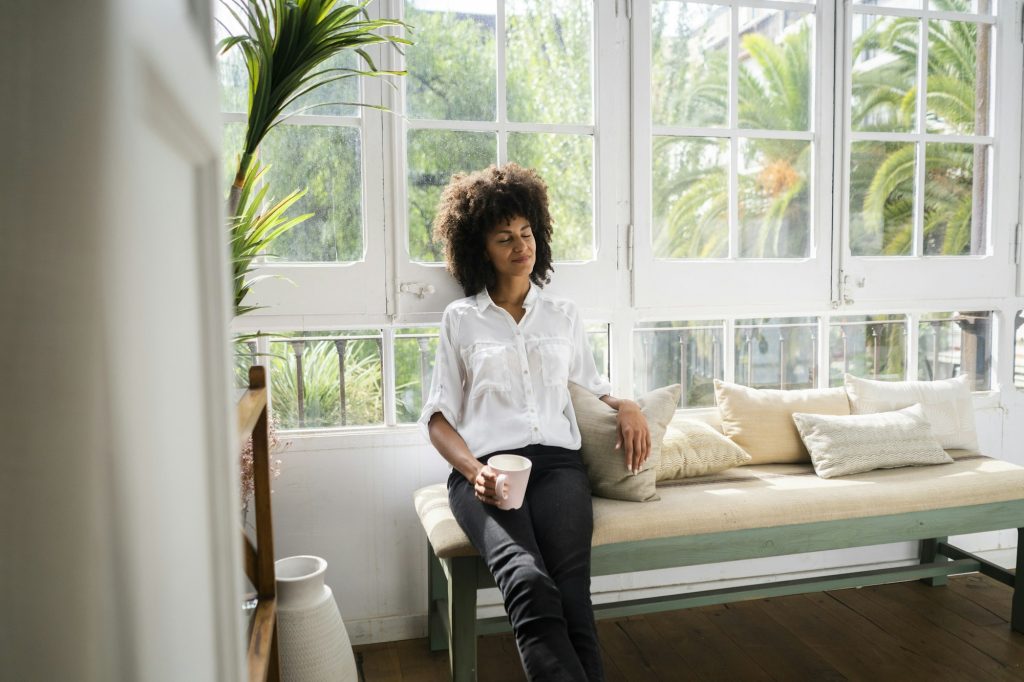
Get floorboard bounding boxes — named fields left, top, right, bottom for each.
left=354, top=574, right=1024, bottom=681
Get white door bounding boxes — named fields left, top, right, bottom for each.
left=4, top=2, right=243, bottom=680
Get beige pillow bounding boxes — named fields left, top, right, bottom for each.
left=792, top=404, right=953, bottom=479
left=569, top=383, right=681, bottom=502
left=657, top=418, right=752, bottom=481
left=844, top=373, right=978, bottom=450
left=713, top=380, right=850, bottom=464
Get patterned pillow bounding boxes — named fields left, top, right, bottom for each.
left=792, top=404, right=953, bottom=479
left=844, top=373, right=978, bottom=450
left=569, top=383, right=680, bottom=501
left=657, top=418, right=751, bottom=481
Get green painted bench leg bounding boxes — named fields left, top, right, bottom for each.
left=1013, top=529, right=1024, bottom=633
left=447, top=557, right=478, bottom=681
left=428, top=547, right=447, bottom=652
left=919, top=537, right=948, bottom=586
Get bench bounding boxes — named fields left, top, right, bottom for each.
left=414, top=450, right=1024, bottom=681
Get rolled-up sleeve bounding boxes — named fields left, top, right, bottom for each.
left=418, top=308, right=464, bottom=441
left=568, top=305, right=612, bottom=397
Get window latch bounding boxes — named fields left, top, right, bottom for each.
left=399, top=282, right=436, bottom=299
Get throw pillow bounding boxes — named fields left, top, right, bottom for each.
left=844, top=373, right=978, bottom=450
left=792, top=404, right=953, bottom=479
left=713, top=380, right=850, bottom=464
left=569, top=383, right=681, bottom=502
left=657, top=418, right=752, bottom=481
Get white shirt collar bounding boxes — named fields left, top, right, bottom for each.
left=475, top=283, right=540, bottom=312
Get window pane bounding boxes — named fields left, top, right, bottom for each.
left=257, top=126, right=363, bottom=262
left=407, top=129, right=497, bottom=262
left=223, top=122, right=246, bottom=194
left=738, top=138, right=811, bottom=258
left=851, top=15, right=918, bottom=133
left=215, top=6, right=248, bottom=114
left=927, top=20, right=990, bottom=136
left=854, top=0, right=920, bottom=10
left=586, top=323, right=610, bottom=382
left=828, top=315, right=907, bottom=386
left=735, top=317, right=818, bottom=389
left=918, top=311, right=991, bottom=390
left=508, top=132, right=594, bottom=261
left=394, top=327, right=439, bottom=424
left=923, top=142, right=985, bottom=256
left=507, top=0, right=592, bottom=125
left=737, top=10, right=813, bottom=132
left=270, top=331, right=384, bottom=429
left=651, top=1, right=727, bottom=128
left=234, top=337, right=259, bottom=390
left=1015, top=311, right=1024, bottom=390
left=635, top=321, right=724, bottom=408
left=930, top=0, right=997, bottom=13
left=405, top=1, right=497, bottom=121
left=652, top=136, right=728, bottom=258
left=849, top=140, right=915, bottom=256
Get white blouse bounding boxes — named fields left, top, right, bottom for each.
left=418, top=285, right=612, bottom=458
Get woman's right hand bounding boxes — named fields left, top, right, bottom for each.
left=472, top=465, right=505, bottom=506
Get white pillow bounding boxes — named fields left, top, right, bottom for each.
left=844, top=373, right=977, bottom=450
left=792, top=405, right=953, bottom=479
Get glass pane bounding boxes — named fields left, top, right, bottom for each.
left=918, top=312, right=991, bottom=390
left=407, top=129, right=497, bottom=262
left=634, top=321, right=724, bottom=408
left=930, top=0, right=996, bottom=13
left=405, top=0, right=497, bottom=121
left=1015, top=311, right=1024, bottom=390
left=281, top=51, right=360, bottom=118
left=258, top=125, right=363, bottom=262
left=735, top=317, right=818, bottom=389
left=508, top=133, right=594, bottom=261
left=927, top=20, right=990, bottom=136
left=586, top=323, right=610, bottom=382
left=651, top=1, right=727, bottom=128
left=737, top=10, right=814, bottom=132
left=738, top=138, right=811, bottom=258
left=828, top=315, right=907, bottom=386
left=851, top=15, right=918, bottom=133
left=923, top=142, right=985, bottom=256
left=234, top=337, right=259, bottom=390
left=854, top=0, right=920, bottom=8
left=215, top=4, right=248, bottom=114
left=270, top=331, right=384, bottom=429
left=652, top=136, right=728, bottom=259
left=394, top=327, right=439, bottom=424
left=849, top=141, right=916, bottom=256
left=223, top=122, right=246, bottom=195
left=507, top=0, right=592, bottom=125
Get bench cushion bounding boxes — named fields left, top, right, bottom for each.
left=414, top=451, right=1024, bottom=559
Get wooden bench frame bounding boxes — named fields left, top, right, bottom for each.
left=426, top=500, right=1024, bottom=681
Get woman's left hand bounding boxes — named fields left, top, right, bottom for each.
left=615, top=401, right=650, bottom=474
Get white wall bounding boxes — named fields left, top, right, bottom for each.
left=269, top=398, right=1022, bottom=646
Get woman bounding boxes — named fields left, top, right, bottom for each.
left=419, top=163, right=650, bottom=682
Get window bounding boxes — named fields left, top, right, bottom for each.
left=220, top=1, right=1022, bottom=433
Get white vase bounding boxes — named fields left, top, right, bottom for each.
left=275, top=555, right=358, bottom=682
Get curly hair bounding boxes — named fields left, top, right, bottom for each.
left=432, top=163, right=554, bottom=297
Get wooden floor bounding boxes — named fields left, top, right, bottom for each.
left=354, top=575, right=1024, bottom=681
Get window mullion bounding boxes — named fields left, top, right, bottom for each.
left=912, top=16, right=929, bottom=258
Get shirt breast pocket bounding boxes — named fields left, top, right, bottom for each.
left=536, top=338, right=571, bottom=388
left=467, top=343, right=511, bottom=397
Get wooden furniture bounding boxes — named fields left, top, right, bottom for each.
left=238, top=366, right=281, bottom=682
left=415, top=451, right=1024, bottom=681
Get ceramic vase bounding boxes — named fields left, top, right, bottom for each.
left=275, top=555, right=357, bottom=682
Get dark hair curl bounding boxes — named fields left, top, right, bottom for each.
left=431, top=163, right=553, bottom=297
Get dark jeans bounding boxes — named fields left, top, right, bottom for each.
left=447, top=445, right=604, bottom=682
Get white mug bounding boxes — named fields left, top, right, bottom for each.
left=488, top=454, right=533, bottom=511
